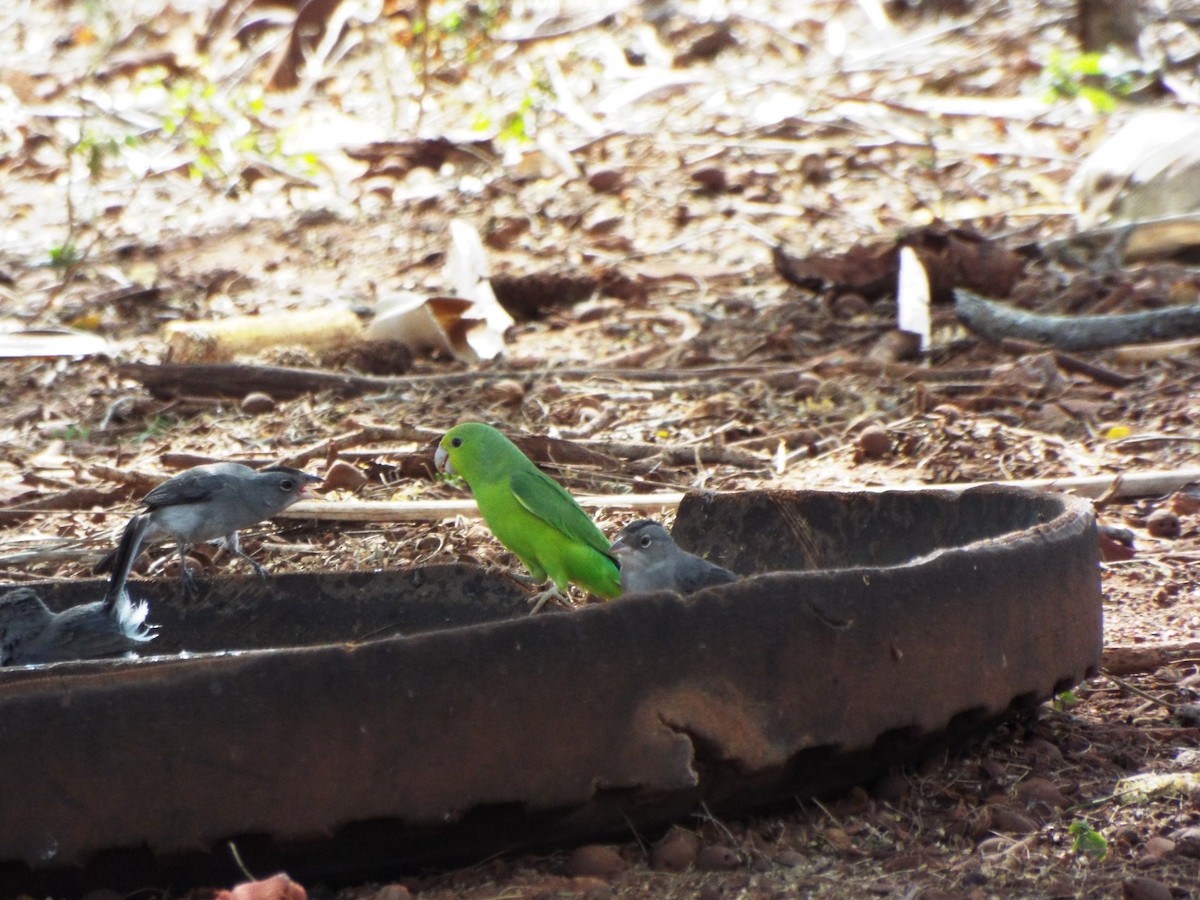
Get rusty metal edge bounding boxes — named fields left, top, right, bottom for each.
left=0, top=486, right=1100, bottom=892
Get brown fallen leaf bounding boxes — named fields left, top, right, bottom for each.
left=774, top=225, right=1027, bottom=304
left=491, top=268, right=599, bottom=320
left=265, top=0, right=347, bottom=91
left=345, top=137, right=498, bottom=180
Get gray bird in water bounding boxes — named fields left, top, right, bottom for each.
left=1, top=514, right=156, bottom=666
left=610, top=519, right=738, bottom=596
left=95, top=463, right=320, bottom=595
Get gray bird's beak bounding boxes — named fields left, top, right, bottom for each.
left=434, top=446, right=453, bottom=475
left=299, top=475, right=322, bottom=499
left=609, top=537, right=629, bottom=556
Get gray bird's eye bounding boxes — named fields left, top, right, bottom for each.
left=280, top=478, right=296, bottom=491
left=639, top=535, right=652, bottom=548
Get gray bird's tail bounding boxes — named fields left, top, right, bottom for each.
left=102, top=515, right=157, bottom=642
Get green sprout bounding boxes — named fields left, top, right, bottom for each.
left=48, top=243, right=83, bottom=271
left=1053, top=689, right=1078, bottom=710
left=1068, top=821, right=1108, bottom=860
left=1041, top=51, right=1142, bottom=112
left=143, top=69, right=315, bottom=185
left=134, top=415, right=174, bottom=444
left=51, top=423, right=91, bottom=442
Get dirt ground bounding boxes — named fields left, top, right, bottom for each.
left=2, top=0, right=1200, bottom=897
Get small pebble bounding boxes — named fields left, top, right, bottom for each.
left=1015, top=777, right=1067, bottom=811
left=1024, top=738, right=1064, bottom=765
left=857, top=425, right=892, bottom=459
left=567, top=844, right=627, bottom=879
left=587, top=169, right=624, bottom=193
left=241, top=392, right=276, bottom=414
left=695, top=844, right=741, bottom=871
left=799, top=152, right=830, bottom=184
left=988, top=807, right=1038, bottom=834
left=1142, top=836, right=1175, bottom=860
left=794, top=372, right=823, bottom=398
left=774, top=849, right=806, bottom=867
left=482, top=379, right=526, bottom=407
left=651, top=826, right=699, bottom=872
left=1145, top=508, right=1180, bottom=538
left=691, top=166, right=728, bottom=192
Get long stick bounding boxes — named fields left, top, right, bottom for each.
left=277, top=467, right=1200, bottom=523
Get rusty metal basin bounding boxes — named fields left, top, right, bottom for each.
left=0, top=485, right=1101, bottom=893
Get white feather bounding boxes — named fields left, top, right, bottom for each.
left=112, top=589, right=157, bottom=643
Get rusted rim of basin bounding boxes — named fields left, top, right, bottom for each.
left=0, top=485, right=1100, bottom=894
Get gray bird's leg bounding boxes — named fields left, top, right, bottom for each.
left=177, top=542, right=200, bottom=598
left=224, top=530, right=268, bottom=580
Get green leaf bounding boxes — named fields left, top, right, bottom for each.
left=48, top=243, right=82, bottom=270
left=1068, top=821, right=1108, bottom=860
left=1053, top=689, right=1078, bottom=710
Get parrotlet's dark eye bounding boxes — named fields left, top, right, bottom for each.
left=451, top=437, right=462, bottom=448
left=639, top=535, right=652, bottom=548
left=280, top=478, right=296, bottom=491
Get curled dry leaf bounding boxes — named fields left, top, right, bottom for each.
left=366, top=293, right=485, bottom=362
left=321, top=460, right=368, bottom=492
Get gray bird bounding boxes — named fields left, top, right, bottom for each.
left=2, top=514, right=156, bottom=666
left=95, top=463, right=320, bottom=595
left=610, top=519, right=738, bottom=596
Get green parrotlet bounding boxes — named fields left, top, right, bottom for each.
left=435, top=422, right=621, bottom=611
left=610, top=519, right=738, bottom=596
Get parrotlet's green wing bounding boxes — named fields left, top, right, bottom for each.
left=509, top=467, right=614, bottom=558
